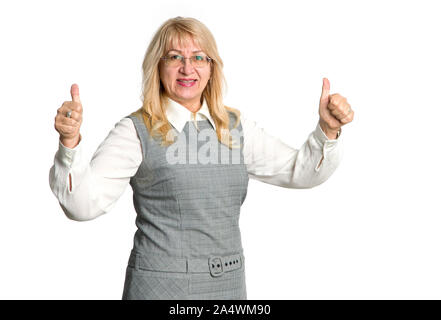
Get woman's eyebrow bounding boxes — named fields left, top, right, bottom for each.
left=167, top=49, right=204, bottom=53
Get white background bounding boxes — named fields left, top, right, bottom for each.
left=1, top=0, right=440, bottom=299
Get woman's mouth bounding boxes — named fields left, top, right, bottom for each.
left=177, top=79, right=197, bottom=87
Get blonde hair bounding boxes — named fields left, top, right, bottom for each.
left=130, top=16, right=241, bottom=148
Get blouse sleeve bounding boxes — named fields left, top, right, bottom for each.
left=240, top=112, right=342, bottom=188
left=48, top=117, right=142, bottom=221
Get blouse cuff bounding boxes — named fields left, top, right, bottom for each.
left=56, top=136, right=82, bottom=168
left=313, top=121, right=341, bottom=154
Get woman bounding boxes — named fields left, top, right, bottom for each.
left=49, top=16, right=353, bottom=300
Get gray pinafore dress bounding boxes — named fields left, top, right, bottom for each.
left=122, top=111, right=249, bottom=299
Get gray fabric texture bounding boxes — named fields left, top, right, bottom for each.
left=122, top=111, right=249, bottom=300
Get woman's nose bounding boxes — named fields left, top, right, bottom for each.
left=180, top=59, right=195, bottom=74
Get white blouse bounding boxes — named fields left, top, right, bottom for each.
left=49, top=97, right=342, bottom=221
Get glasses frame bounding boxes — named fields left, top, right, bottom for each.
left=160, top=54, right=213, bottom=68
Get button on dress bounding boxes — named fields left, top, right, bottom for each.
left=122, top=111, right=249, bottom=299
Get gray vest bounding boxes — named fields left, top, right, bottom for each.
left=122, top=111, right=249, bottom=299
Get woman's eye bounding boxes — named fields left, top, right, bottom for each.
left=195, top=56, right=203, bottom=61
left=170, top=55, right=181, bottom=60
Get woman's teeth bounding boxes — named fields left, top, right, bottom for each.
left=177, top=79, right=197, bottom=87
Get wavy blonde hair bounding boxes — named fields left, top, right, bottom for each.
left=130, top=16, right=240, bottom=148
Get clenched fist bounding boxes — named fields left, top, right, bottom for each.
left=318, top=78, right=354, bottom=139
left=55, top=84, right=83, bottom=148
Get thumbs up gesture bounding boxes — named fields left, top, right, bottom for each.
left=54, top=84, right=83, bottom=148
left=318, top=78, right=353, bottom=139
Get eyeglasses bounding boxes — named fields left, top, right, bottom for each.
left=160, top=54, right=212, bottom=68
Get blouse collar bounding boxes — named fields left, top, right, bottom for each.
left=166, top=97, right=215, bottom=132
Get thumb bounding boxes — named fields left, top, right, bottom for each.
left=71, top=83, right=81, bottom=103
left=319, top=77, right=331, bottom=108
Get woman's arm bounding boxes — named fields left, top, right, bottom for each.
left=241, top=113, right=342, bottom=189
left=49, top=118, right=142, bottom=221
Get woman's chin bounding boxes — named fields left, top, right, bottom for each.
left=173, top=93, right=200, bottom=103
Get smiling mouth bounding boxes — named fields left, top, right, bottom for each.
left=177, top=79, right=197, bottom=83
left=177, top=79, right=197, bottom=87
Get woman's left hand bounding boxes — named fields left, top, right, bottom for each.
left=318, top=77, right=354, bottom=139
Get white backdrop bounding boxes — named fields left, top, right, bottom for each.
left=1, top=0, right=440, bottom=299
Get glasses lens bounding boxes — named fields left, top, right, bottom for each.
left=164, top=55, right=210, bottom=67
left=166, top=55, right=182, bottom=67
left=192, top=55, right=206, bottom=67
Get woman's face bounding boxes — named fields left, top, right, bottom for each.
left=159, top=38, right=211, bottom=110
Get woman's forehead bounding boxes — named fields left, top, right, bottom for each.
left=167, top=35, right=204, bottom=52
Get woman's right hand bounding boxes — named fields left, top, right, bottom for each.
left=55, top=84, right=83, bottom=148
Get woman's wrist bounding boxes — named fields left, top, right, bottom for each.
left=324, top=128, right=340, bottom=140
left=319, top=120, right=340, bottom=140
left=60, top=134, right=81, bottom=149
